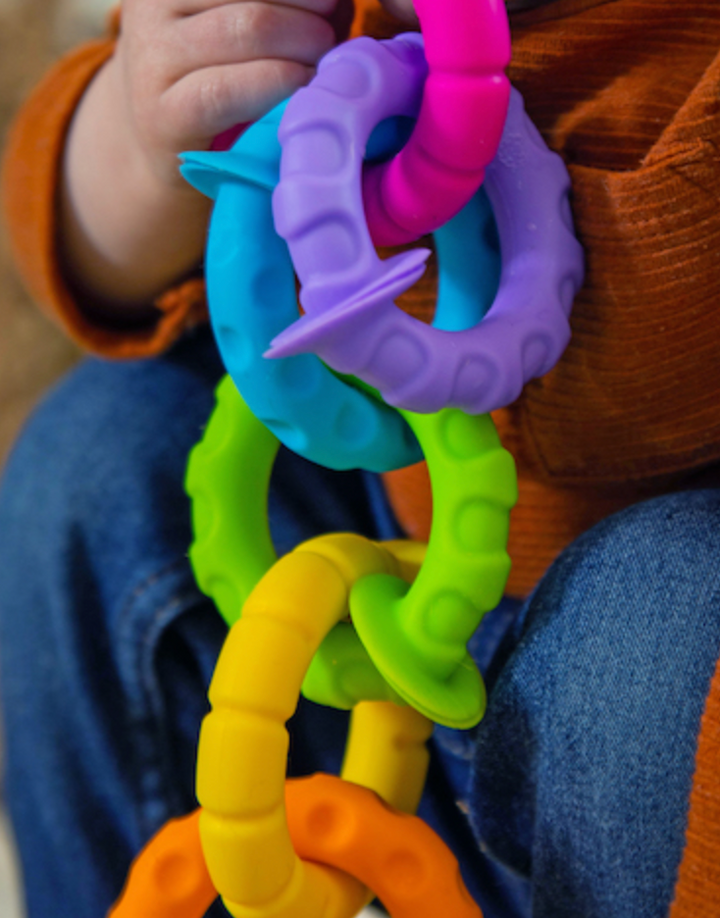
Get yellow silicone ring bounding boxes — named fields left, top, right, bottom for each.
left=196, top=534, right=433, bottom=918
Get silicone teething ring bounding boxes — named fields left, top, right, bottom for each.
left=106, top=687, right=436, bottom=918
left=185, top=375, right=278, bottom=625
left=180, top=103, right=420, bottom=474
left=197, top=537, right=440, bottom=918
left=286, top=773, right=482, bottom=918
left=110, top=695, right=480, bottom=918
left=181, top=96, right=499, bottom=469
left=185, top=376, right=517, bottom=727
left=364, top=0, right=511, bottom=245
left=107, top=810, right=216, bottom=918
left=271, top=68, right=585, bottom=415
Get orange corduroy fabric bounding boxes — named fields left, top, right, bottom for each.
left=669, top=652, right=720, bottom=917
left=0, top=12, right=209, bottom=359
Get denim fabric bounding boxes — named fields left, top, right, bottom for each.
left=468, top=490, right=720, bottom=917
left=0, top=328, right=718, bottom=918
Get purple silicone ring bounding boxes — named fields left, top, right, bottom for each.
left=270, top=37, right=585, bottom=415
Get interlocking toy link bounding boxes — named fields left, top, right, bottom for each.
left=185, top=376, right=518, bottom=727
left=110, top=537, right=481, bottom=918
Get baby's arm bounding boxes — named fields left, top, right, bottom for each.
left=60, top=0, right=355, bottom=321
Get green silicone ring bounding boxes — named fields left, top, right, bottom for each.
left=186, top=375, right=517, bottom=726
left=350, top=408, right=517, bottom=728
left=185, top=375, right=278, bottom=626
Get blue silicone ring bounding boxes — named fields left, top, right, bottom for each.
left=181, top=102, right=499, bottom=471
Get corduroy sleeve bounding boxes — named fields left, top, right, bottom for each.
left=0, top=13, right=209, bottom=359
left=0, top=0, right=390, bottom=360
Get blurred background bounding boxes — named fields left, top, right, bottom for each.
left=0, top=0, right=115, bottom=471
left=0, top=1, right=115, bottom=913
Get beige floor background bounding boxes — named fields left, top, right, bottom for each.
left=0, top=0, right=97, bottom=471
left=0, top=2, right=387, bottom=915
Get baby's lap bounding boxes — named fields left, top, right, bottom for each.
left=521, top=487, right=720, bottom=643
left=491, top=488, right=720, bottom=720
left=470, top=490, right=720, bottom=914
left=2, top=336, right=720, bottom=899
left=0, top=331, right=398, bottom=639
left=5, top=330, right=225, bottom=488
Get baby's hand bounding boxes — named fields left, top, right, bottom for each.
left=112, top=0, right=353, bottom=187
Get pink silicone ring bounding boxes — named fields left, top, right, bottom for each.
left=363, top=0, right=511, bottom=246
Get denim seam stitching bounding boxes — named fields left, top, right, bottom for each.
left=114, top=556, right=206, bottom=837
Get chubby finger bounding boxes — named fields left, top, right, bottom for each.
left=174, top=0, right=343, bottom=18
left=166, top=2, right=336, bottom=79
left=160, top=57, right=315, bottom=145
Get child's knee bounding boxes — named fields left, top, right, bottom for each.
left=481, top=488, right=720, bottom=795
left=470, top=491, right=720, bottom=897
left=531, top=489, right=720, bottom=636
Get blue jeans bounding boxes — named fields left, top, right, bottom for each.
left=0, top=327, right=719, bottom=918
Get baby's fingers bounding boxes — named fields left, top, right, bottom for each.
left=161, top=58, right=314, bottom=146
left=176, top=0, right=342, bottom=15
left=168, top=2, right=336, bottom=79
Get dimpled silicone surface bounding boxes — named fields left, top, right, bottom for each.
left=107, top=811, right=216, bottom=918
left=182, top=96, right=502, bottom=466
left=180, top=104, right=421, bottom=474
left=186, top=375, right=516, bottom=725
left=185, top=375, right=278, bottom=627
left=181, top=105, right=501, bottom=470
left=270, top=74, right=585, bottom=415
left=272, top=35, right=431, bottom=320
left=287, top=774, right=482, bottom=918
left=349, top=406, right=518, bottom=728
left=111, top=663, right=451, bottom=918
left=363, top=0, right=510, bottom=246
left=304, top=408, right=517, bottom=727
left=196, top=537, right=437, bottom=918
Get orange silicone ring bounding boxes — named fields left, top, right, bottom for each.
left=109, top=776, right=482, bottom=918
